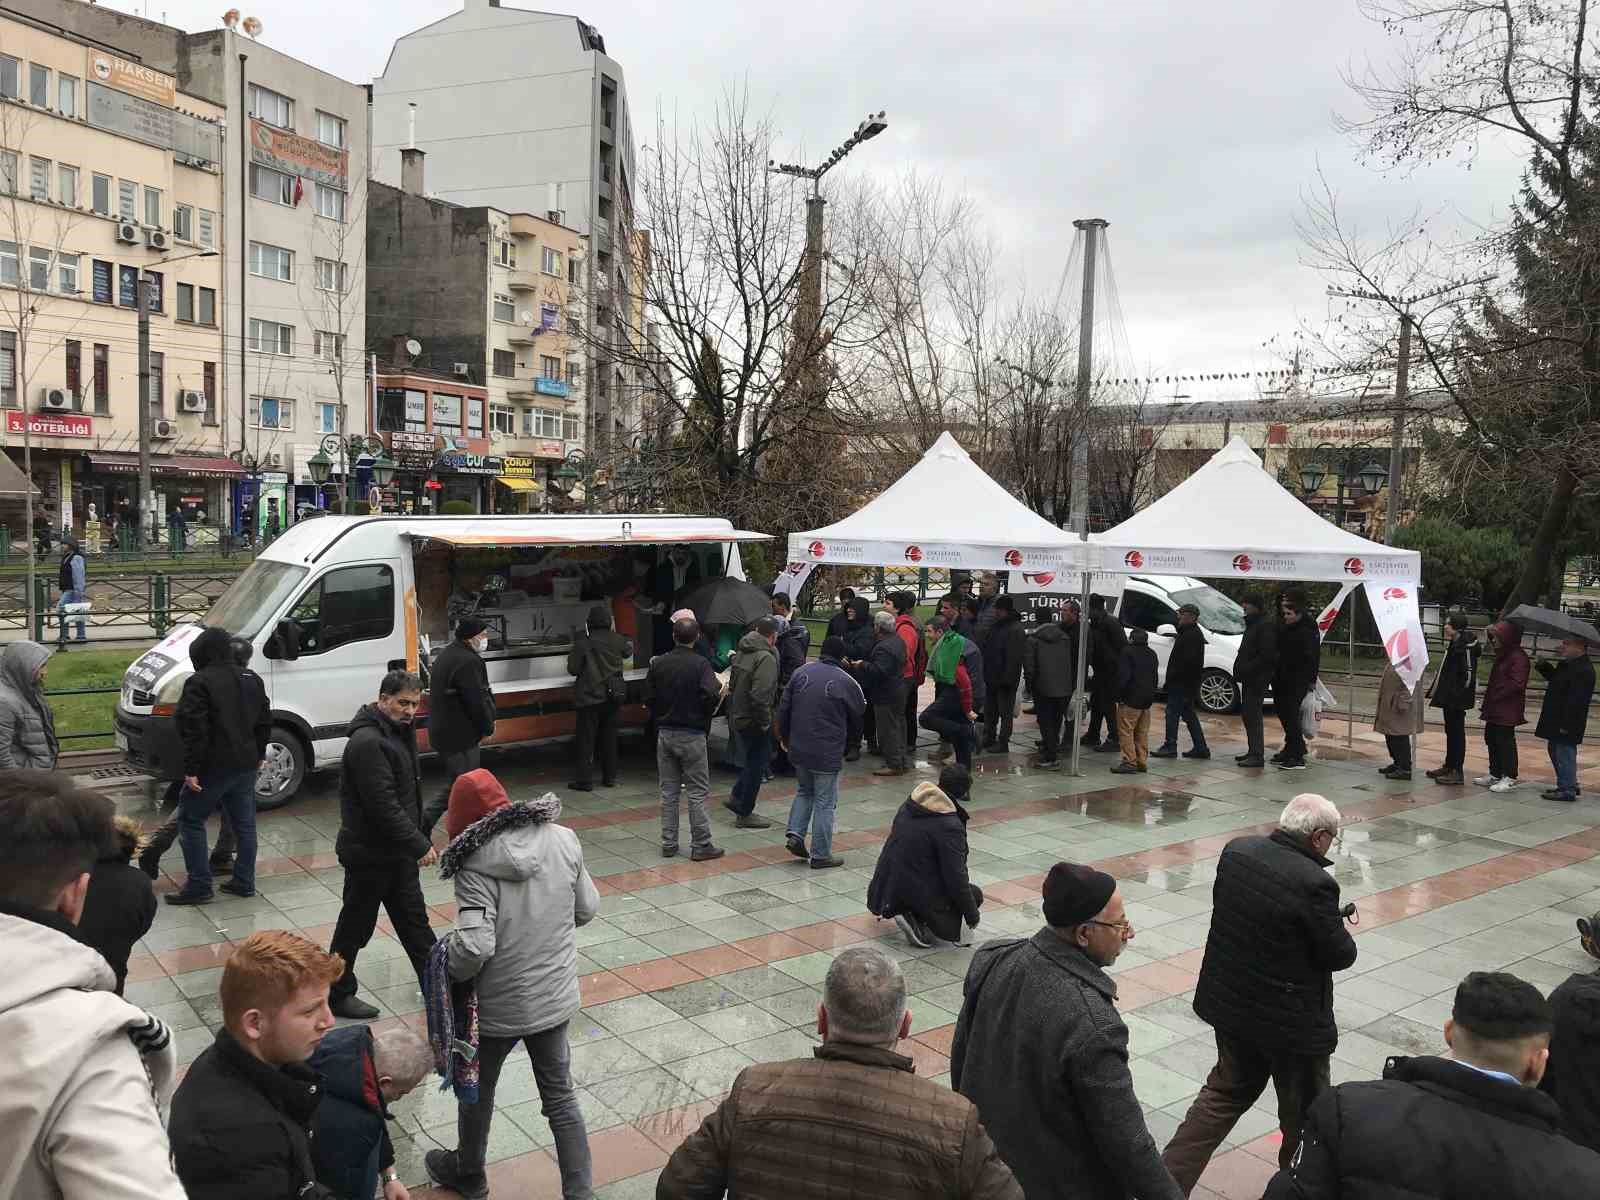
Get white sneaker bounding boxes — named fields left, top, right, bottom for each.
left=1473, top=775, right=1500, bottom=787
left=1490, top=777, right=1518, bottom=793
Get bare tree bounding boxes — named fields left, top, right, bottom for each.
left=1090, top=382, right=1174, bottom=527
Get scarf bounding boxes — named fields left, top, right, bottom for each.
left=929, top=631, right=966, bottom=687
left=424, top=939, right=479, bottom=1104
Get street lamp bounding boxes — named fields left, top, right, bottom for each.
left=553, top=448, right=598, bottom=513
left=307, top=433, right=391, bottom=511
left=1295, top=443, right=1388, bottom=529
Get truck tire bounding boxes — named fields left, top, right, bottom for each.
left=255, top=724, right=307, bottom=811
left=1197, top=668, right=1239, bottom=715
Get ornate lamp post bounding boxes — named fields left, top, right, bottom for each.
left=1295, top=443, right=1388, bottom=529
left=306, top=434, right=396, bottom=512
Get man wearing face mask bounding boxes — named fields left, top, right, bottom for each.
left=422, top=618, right=498, bottom=834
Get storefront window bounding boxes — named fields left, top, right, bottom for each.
left=432, top=392, right=462, bottom=432
left=467, top=397, right=484, bottom=436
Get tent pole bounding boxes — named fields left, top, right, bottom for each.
left=1070, top=569, right=1092, bottom=777
left=1346, top=594, right=1356, bottom=751
left=1067, top=218, right=1106, bottom=780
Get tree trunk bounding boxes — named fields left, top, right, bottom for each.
left=1503, top=464, right=1579, bottom=616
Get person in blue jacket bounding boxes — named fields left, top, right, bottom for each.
left=308, top=1023, right=433, bottom=1200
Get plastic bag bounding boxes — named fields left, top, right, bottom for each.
left=61, top=600, right=93, bottom=615
left=1301, top=693, right=1319, bottom=741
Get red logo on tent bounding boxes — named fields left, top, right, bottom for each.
left=807, top=541, right=826, bottom=559
left=903, top=545, right=923, bottom=563
left=1232, top=554, right=1253, bottom=573
left=1024, top=572, right=1056, bottom=587
left=1344, top=557, right=1365, bottom=576
left=1318, top=608, right=1338, bottom=633
left=1382, top=586, right=1408, bottom=601
left=1124, top=551, right=1144, bottom=569
left=1004, top=549, right=1023, bottom=567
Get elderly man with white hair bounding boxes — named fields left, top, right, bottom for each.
left=854, top=609, right=909, bottom=776
left=1161, top=793, right=1358, bottom=1195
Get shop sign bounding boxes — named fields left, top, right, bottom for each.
left=259, top=472, right=289, bottom=486
left=437, top=452, right=504, bottom=476
left=7, top=411, right=91, bottom=438
left=87, top=82, right=174, bottom=151
left=531, top=438, right=564, bottom=459
left=250, top=119, right=348, bottom=189
left=89, top=51, right=176, bottom=106
left=501, top=454, right=535, bottom=477
left=535, top=378, right=570, bottom=398
left=387, top=430, right=437, bottom=452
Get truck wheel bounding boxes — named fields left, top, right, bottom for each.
left=255, top=725, right=307, bottom=811
left=1197, top=668, right=1239, bottom=714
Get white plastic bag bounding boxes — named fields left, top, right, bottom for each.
left=1303, top=678, right=1335, bottom=741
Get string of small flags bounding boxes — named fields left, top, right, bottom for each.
left=1101, top=367, right=1351, bottom=386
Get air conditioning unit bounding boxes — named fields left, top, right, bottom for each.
left=268, top=451, right=283, bottom=467
left=38, top=387, right=71, bottom=411
left=452, top=362, right=470, bottom=378
left=144, top=228, right=169, bottom=251
left=177, top=389, right=206, bottom=413
left=152, top=418, right=177, bottom=439
left=115, top=220, right=140, bottom=244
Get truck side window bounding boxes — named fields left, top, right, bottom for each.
left=1121, top=591, right=1177, bottom=634
left=286, top=565, right=395, bottom=656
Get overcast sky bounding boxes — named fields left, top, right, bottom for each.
left=119, top=0, right=1526, bottom=391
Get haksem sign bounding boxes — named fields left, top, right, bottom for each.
left=6, top=411, right=91, bottom=438
left=89, top=52, right=176, bottom=106
left=250, top=119, right=349, bottom=189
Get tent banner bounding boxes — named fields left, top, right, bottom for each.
left=1009, top=569, right=1127, bottom=629
left=1364, top=580, right=1428, bottom=692
left=784, top=535, right=1090, bottom=574
left=1090, top=545, right=1421, bottom=583
left=1314, top=583, right=1358, bottom=643
left=771, top=561, right=816, bottom=602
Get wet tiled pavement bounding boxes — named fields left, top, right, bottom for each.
left=123, top=705, right=1600, bottom=1199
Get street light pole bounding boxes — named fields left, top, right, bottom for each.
left=137, top=268, right=152, bottom=548
left=1068, top=217, right=1107, bottom=779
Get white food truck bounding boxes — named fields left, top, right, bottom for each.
left=116, top=514, right=766, bottom=808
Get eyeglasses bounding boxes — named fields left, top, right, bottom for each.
left=1085, top=918, right=1134, bottom=936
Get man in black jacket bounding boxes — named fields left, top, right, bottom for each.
left=1273, top=590, right=1320, bottom=771
left=1153, top=603, right=1210, bottom=761
left=567, top=604, right=632, bottom=792
left=167, top=626, right=271, bottom=905
left=170, top=930, right=346, bottom=1200
left=422, top=617, right=497, bottom=831
left=648, top=617, right=725, bottom=861
left=980, top=596, right=1026, bottom=754
left=726, top=617, right=780, bottom=827
left=1110, top=628, right=1158, bottom=774
left=327, top=670, right=438, bottom=1019
left=769, top=595, right=809, bottom=776
left=1265, top=971, right=1600, bottom=1200
left=867, top=766, right=983, bottom=948
left=1163, top=793, right=1356, bottom=1193
left=856, top=610, right=909, bottom=774
left=1084, top=595, right=1127, bottom=752
left=1024, top=607, right=1077, bottom=769
left=1535, top=637, right=1595, bottom=802
left=1232, top=592, right=1277, bottom=768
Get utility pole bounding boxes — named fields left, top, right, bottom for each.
left=1068, top=217, right=1107, bottom=779
left=137, top=269, right=152, bottom=548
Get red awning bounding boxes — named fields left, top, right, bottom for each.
left=86, top=452, right=247, bottom=479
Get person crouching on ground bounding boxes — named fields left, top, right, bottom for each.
left=868, top=764, right=983, bottom=949
left=1110, top=629, right=1158, bottom=775
left=309, top=1024, right=432, bottom=1200
left=920, top=615, right=978, bottom=769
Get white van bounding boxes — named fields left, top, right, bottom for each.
left=115, top=514, right=766, bottom=808
left=1117, top=574, right=1249, bottom=713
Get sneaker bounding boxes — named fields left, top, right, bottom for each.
left=722, top=798, right=740, bottom=815
left=1276, top=759, right=1308, bottom=771
left=734, top=813, right=773, bottom=829
left=661, top=845, right=680, bottom=858
left=785, top=833, right=808, bottom=860
left=218, top=880, right=255, bottom=898
left=1035, top=758, right=1062, bottom=771
left=1093, top=740, right=1122, bottom=754
left=1377, top=764, right=1397, bottom=776
left=424, top=1148, right=490, bottom=1200
left=1473, top=774, right=1500, bottom=787
left=1150, top=746, right=1178, bottom=759
left=1182, top=749, right=1211, bottom=760
left=690, top=845, right=726, bottom=862
left=1424, top=766, right=1447, bottom=779
left=163, top=890, right=214, bottom=906
left=1109, top=763, right=1139, bottom=775
left=810, top=855, right=845, bottom=870
left=330, top=994, right=381, bottom=1020
left=1271, top=751, right=1287, bottom=764
left=1544, top=790, right=1578, bottom=803
left=1383, top=769, right=1413, bottom=782
left=1236, top=756, right=1265, bottom=768
left=568, top=781, right=595, bottom=792
left=137, top=847, right=162, bottom=881
left=1489, top=778, right=1518, bottom=793
left=1434, top=770, right=1465, bottom=786
left=895, top=913, right=933, bottom=949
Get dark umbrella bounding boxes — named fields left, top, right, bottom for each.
left=682, top=576, right=772, bottom=628
left=1504, top=604, right=1600, bottom=646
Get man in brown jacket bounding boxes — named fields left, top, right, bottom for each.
left=656, top=944, right=1021, bottom=1200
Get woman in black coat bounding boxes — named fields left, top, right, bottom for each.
left=866, top=765, right=984, bottom=947
left=78, top=815, right=158, bottom=994
left=1426, top=613, right=1478, bottom=785
left=843, top=597, right=877, bottom=757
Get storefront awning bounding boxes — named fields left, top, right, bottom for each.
left=86, top=452, right=247, bottom=479
left=0, top=450, right=41, bottom=497
left=496, top=475, right=542, bottom=493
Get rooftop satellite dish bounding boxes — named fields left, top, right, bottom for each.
left=242, top=14, right=262, bottom=37
left=518, top=310, right=534, bottom=324
left=221, top=9, right=240, bottom=29
left=404, top=338, right=422, bottom=358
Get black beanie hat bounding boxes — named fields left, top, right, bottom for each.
left=1041, top=861, right=1116, bottom=928
left=587, top=604, right=612, bottom=629
left=456, top=617, right=487, bottom=641
left=821, top=635, right=848, bottom=661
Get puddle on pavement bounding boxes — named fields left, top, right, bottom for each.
left=1016, top=785, right=1200, bottom=826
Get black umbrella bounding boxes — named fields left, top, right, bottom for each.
left=1504, top=604, right=1600, bottom=646
left=682, top=576, right=772, bottom=628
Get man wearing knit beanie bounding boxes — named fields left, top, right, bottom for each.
left=421, top=617, right=497, bottom=833
left=952, top=862, right=1182, bottom=1200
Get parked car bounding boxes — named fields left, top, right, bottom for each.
left=1116, top=575, right=1249, bottom=713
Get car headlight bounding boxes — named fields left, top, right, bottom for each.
left=153, top=671, right=190, bottom=715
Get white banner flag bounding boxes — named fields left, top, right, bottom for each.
left=771, top=560, right=816, bottom=602
left=1363, top=579, right=1428, bottom=692
left=1314, top=582, right=1358, bottom=643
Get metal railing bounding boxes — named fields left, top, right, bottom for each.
left=7, top=569, right=241, bottom=641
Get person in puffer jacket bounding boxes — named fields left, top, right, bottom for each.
left=423, top=769, right=600, bottom=1200
left=868, top=766, right=984, bottom=949
left=0, top=639, right=57, bottom=769
left=1478, top=620, right=1530, bottom=792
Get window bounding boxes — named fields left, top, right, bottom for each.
left=248, top=319, right=294, bottom=355
left=250, top=395, right=294, bottom=430
left=249, top=84, right=292, bottom=129
left=197, top=208, right=215, bottom=247
left=567, top=315, right=580, bottom=335
left=493, top=293, right=514, bottom=323
left=144, top=270, right=163, bottom=313
left=1119, top=591, right=1177, bottom=636
left=309, top=402, right=335, bottom=433
left=57, top=164, right=76, bottom=207
left=91, top=173, right=110, bottom=215
left=496, top=239, right=516, bottom=267
left=93, top=344, right=108, bottom=414
left=0, top=152, right=17, bottom=195
left=568, top=257, right=579, bottom=285
left=198, top=286, right=215, bottom=325
left=173, top=204, right=193, bottom=242
left=143, top=186, right=161, bottom=227
left=28, top=64, right=47, bottom=108
left=66, top=340, right=81, bottom=406
left=566, top=360, right=581, bottom=386
left=314, top=330, right=344, bottom=361
left=315, top=258, right=346, bottom=293
left=468, top=397, right=484, bottom=436
left=0, top=331, right=14, bottom=407
left=248, top=241, right=293, bottom=281
left=177, top=282, right=193, bottom=322
left=526, top=407, right=571, bottom=438
left=315, top=110, right=345, bottom=148
left=431, top=392, right=462, bottom=430
left=0, top=241, right=17, bottom=286
left=489, top=402, right=516, bottom=435
left=249, top=164, right=294, bottom=205
left=91, top=259, right=111, bottom=303
left=539, top=354, right=560, bottom=379
left=286, top=564, right=394, bottom=657
left=541, top=246, right=562, bottom=276
left=148, top=351, right=163, bottom=416
left=58, top=74, right=77, bottom=118
left=28, top=247, right=50, bottom=292
left=492, top=349, right=515, bottom=378
left=118, top=179, right=136, bottom=220
left=118, top=264, right=137, bottom=306
left=203, top=361, right=217, bottom=423
left=29, top=157, right=49, bottom=202
left=314, top=184, right=345, bottom=222
left=57, top=253, right=78, bottom=296
left=0, top=56, right=18, bottom=100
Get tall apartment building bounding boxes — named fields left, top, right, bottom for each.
left=371, top=2, right=640, bottom=452
left=0, top=7, right=229, bottom=540
left=15, top=0, right=370, bottom=536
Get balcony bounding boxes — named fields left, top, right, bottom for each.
left=506, top=324, right=539, bottom=345
left=506, top=269, right=539, bottom=291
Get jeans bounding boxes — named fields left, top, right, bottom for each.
left=146, top=805, right=237, bottom=867
left=425, top=746, right=481, bottom=834
left=459, top=1025, right=592, bottom=1199
left=658, top=727, right=713, bottom=851
left=1277, top=688, right=1309, bottom=761
left=1117, top=704, right=1150, bottom=769
left=1035, top=695, right=1067, bottom=762
left=1384, top=733, right=1413, bottom=770
left=787, top=766, right=840, bottom=861
left=1161, top=685, right=1209, bottom=753
left=920, top=708, right=975, bottom=769
left=1162, top=1032, right=1330, bottom=1194
left=1485, top=722, right=1519, bottom=779
left=574, top=701, right=620, bottom=787
left=875, top=691, right=907, bottom=769
left=176, top=768, right=258, bottom=896
left=329, top=856, right=438, bottom=1000
left=57, top=590, right=87, bottom=642
left=1240, top=685, right=1266, bottom=759
left=1549, top=739, right=1579, bottom=797
left=729, top=728, right=772, bottom=816
left=1442, top=707, right=1466, bottom=771
left=983, top=681, right=1018, bottom=748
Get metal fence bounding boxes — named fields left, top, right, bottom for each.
left=2, top=570, right=242, bottom=642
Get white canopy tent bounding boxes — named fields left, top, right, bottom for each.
left=786, top=432, right=1090, bottom=573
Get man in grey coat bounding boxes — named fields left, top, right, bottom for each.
left=952, top=861, right=1183, bottom=1200
left=0, top=641, right=58, bottom=770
